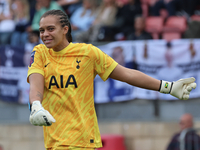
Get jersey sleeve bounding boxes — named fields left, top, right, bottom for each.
left=91, top=45, right=118, bottom=81
left=27, top=45, right=44, bottom=83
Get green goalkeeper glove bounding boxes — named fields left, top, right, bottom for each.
left=159, top=77, right=197, bottom=100
left=29, top=101, right=56, bottom=126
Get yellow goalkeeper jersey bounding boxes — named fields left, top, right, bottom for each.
left=27, top=43, right=118, bottom=149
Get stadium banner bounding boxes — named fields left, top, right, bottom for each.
left=0, top=45, right=30, bottom=104
left=94, top=39, right=200, bottom=103
left=0, top=39, right=200, bottom=104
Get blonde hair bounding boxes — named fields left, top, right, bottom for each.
left=14, top=0, right=30, bottom=21
left=81, top=0, right=98, bottom=17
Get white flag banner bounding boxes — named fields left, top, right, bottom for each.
left=94, top=39, right=200, bottom=103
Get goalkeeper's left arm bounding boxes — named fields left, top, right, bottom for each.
left=28, top=73, right=56, bottom=126
left=109, top=64, right=197, bottom=100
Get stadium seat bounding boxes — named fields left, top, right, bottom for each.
left=145, top=17, right=164, bottom=39
left=97, top=134, right=126, bottom=150
left=163, top=17, right=187, bottom=33
left=162, top=32, right=181, bottom=41
left=191, top=15, right=200, bottom=21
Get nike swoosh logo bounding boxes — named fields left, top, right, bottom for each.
left=44, top=62, right=50, bottom=67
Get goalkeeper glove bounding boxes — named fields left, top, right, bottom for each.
left=159, top=77, right=197, bottom=100
left=29, top=101, right=56, bottom=126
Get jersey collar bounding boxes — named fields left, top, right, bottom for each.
left=50, top=42, right=73, bottom=55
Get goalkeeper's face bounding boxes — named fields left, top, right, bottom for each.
left=39, top=15, right=69, bottom=51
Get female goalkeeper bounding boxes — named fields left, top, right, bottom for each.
left=27, top=9, right=196, bottom=150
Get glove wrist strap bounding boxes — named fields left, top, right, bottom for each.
left=32, top=101, right=42, bottom=105
left=159, top=80, right=172, bottom=94
left=29, top=100, right=42, bottom=112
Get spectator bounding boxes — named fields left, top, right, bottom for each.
left=10, top=0, right=30, bottom=47
left=26, top=0, right=64, bottom=32
left=166, top=113, right=200, bottom=150
left=115, top=0, right=130, bottom=7
left=56, top=0, right=82, bottom=18
left=25, top=30, right=41, bottom=52
left=127, top=15, right=153, bottom=40
left=0, top=0, right=15, bottom=45
left=76, top=0, right=117, bottom=43
left=26, top=0, right=37, bottom=26
left=151, top=0, right=199, bottom=18
left=98, top=0, right=142, bottom=41
left=70, top=0, right=98, bottom=41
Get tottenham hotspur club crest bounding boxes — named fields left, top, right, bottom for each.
left=76, top=59, right=81, bottom=69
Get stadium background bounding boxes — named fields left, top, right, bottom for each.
left=0, top=0, right=200, bottom=150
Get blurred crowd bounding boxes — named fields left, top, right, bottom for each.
left=0, top=0, right=200, bottom=47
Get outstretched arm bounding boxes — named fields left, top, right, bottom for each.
left=109, top=64, right=197, bottom=100
left=109, top=64, right=161, bottom=91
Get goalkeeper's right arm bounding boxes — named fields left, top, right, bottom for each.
left=28, top=73, right=56, bottom=126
